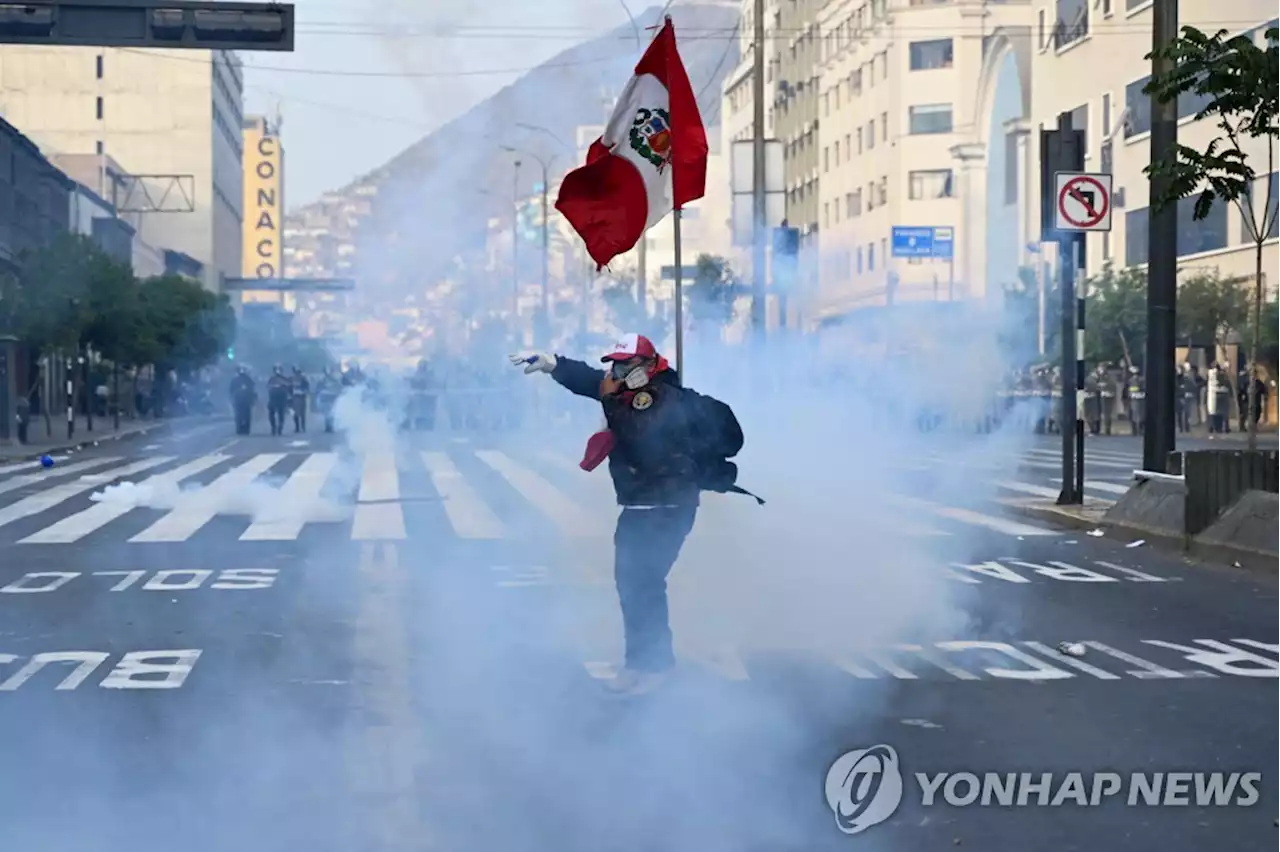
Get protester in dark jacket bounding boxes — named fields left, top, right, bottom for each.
left=511, top=333, right=747, bottom=696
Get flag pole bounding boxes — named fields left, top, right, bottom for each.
left=663, top=13, right=685, bottom=380
left=673, top=206, right=684, bottom=379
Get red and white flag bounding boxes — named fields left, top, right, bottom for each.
left=554, top=18, right=708, bottom=269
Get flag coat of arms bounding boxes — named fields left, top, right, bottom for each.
left=555, top=18, right=708, bottom=269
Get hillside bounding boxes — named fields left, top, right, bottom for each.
left=283, top=3, right=740, bottom=296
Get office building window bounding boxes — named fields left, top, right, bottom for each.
left=844, top=133, right=851, bottom=159
left=823, top=146, right=830, bottom=172
left=867, top=120, right=876, bottom=149
left=95, top=140, right=104, bottom=155
left=1125, top=72, right=1218, bottom=138
left=857, top=127, right=864, bottom=153
left=909, top=169, right=954, bottom=200
left=1241, top=172, right=1279, bottom=242
left=1126, top=194, right=1231, bottom=265
left=1069, top=103, right=1089, bottom=154
left=96, top=97, right=103, bottom=119
left=1038, top=9, right=1047, bottom=49
left=1125, top=0, right=1149, bottom=9
left=1005, top=133, right=1019, bottom=204
left=96, top=55, right=103, bottom=78
left=878, top=177, right=888, bottom=206
left=909, top=38, right=953, bottom=70
left=868, top=243, right=876, bottom=271
left=1102, top=93, right=1112, bottom=137
left=856, top=246, right=863, bottom=274
left=823, top=202, right=830, bottom=229
left=1102, top=0, right=1112, bottom=14
left=908, top=103, right=953, bottom=135
left=1055, top=0, right=1088, bottom=49
left=881, top=111, right=888, bottom=141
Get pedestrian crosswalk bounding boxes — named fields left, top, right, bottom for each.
left=0, top=443, right=1137, bottom=546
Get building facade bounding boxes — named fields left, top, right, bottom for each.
left=778, top=0, right=826, bottom=248
left=812, top=0, right=1032, bottom=321
left=0, top=46, right=245, bottom=289
left=1020, top=0, right=1277, bottom=284
left=241, top=115, right=286, bottom=307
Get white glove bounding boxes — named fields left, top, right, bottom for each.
left=509, top=352, right=557, bottom=375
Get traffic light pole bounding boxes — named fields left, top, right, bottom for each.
left=750, top=0, right=767, bottom=341
left=1143, top=0, right=1179, bottom=473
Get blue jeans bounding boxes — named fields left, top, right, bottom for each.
left=614, top=505, right=697, bottom=672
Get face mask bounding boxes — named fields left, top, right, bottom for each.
left=611, top=361, right=650, bottom=390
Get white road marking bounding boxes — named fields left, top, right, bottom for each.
left=0, top=459, right=41, bottom=475
left=352, top=453, right=405, bottom=541
left=994, top=480, right=1062, bottom=499
left=1052, top=477, right=1130, bottom=495
left=348, top=543, right=427, bottom=847
left=475, top=449, right=602, bottom=536
left=129, top=454, right=283, bottom=542
left=240, top=452, right=339, bottom=540
left=888, top=494, right=1057, bottom=537
left=0, top=456, right=123, bottom=496
left=1021, top=641, right=1121, bottom=679
left=1082, top=641, right=1214, bottom=679
left=21, top=454, right=228, bottom=544
left=422, top=451, right=505, bottom=539
left=1093, top=560, right=1172, bottom=583
left=0, top=457, right=172, bottom=531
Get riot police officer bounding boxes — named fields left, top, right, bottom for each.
left=266, top=365, right=291, bottom=437
left=1125, top=366, right=1146, bottom=435
left=229, top=366, right=256, bottom=435
left=291, top=366, right=310, bottom=433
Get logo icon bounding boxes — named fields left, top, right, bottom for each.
left=824, top=745, right=904, bottom=835
left=630, top=107, right=672, bottom=171
left=631, top=390, right=653, bottom=410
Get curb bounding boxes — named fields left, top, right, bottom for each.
left=0, top=417, right=229, bottom=462
left=1004, top=499, right=1278, bottom=574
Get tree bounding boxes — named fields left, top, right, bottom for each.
left=1145, top=24, right=1278, bottom=448
left=999, top=265, right=1059, bottom=364
left=1084, top=264, right=1148, bottom=367
left=685, top=254, right=743, bottom=329
left=1176, top=270, right=1249, bottom=350
left=138, top=275, right=236, bottom=375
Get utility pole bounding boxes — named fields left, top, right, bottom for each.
left=512, top=160, right=521, bottom=325
left=1143, top=0, right=1178, bottom=473
left=750, top=0, right=767, bottom=339
left=636, top=230, right=647, bottom=320
left=539, top=160, right=550, bottom=348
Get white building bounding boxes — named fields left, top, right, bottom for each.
left=0, top=46, right=245, bottom=290
left=812, top=0, right=1034, bottom=322
left=1015, top=0, right=1278, bottom=285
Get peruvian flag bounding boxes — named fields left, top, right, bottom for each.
left=554, top=18, right=708, bottom=269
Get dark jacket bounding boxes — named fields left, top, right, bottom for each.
left=551, top=356, right=703, bottom=507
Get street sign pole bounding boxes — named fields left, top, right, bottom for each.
left=1044, top=116, right=1114, bottom=505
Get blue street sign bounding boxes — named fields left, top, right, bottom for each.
left=891, top=226, right=954, bottom=260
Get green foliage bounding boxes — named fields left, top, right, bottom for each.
left=999, top=264, right=1059, bottom=362
left=1176, top=270, right=1250, bottom=345
left=0, top=233, right=235, bottom=374
left=685, top=254, right=744, bottom=327
left=1144, top=25, right=1278, bottom=232
left=1084, top=264, right=1148, bottom=366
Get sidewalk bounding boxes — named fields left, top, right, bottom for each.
left=0, top=414, right=225, bottom=462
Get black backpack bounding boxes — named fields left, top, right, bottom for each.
left=688, top=392, right=764, bottom=505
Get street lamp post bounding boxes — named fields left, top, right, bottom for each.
left=511, top=159, right=521, bottom=325
left=502, top=144, right=554, bottom=348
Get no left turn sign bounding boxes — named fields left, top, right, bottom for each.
left=1055, top=172, right=1113, bottom=232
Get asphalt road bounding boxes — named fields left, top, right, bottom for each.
left=0, top=415, right=1275, bottom=852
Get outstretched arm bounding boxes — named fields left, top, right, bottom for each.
left=551, top=356, right=606, bottom=400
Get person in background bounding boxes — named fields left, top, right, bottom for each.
left=229, top=366, right=256, bottom=436
left=266, top=365, right=291, bottom=437
left=291, top=366, right=310, bottom=433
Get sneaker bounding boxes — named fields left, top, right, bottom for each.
left=603, top=667, right=670, bottom=696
